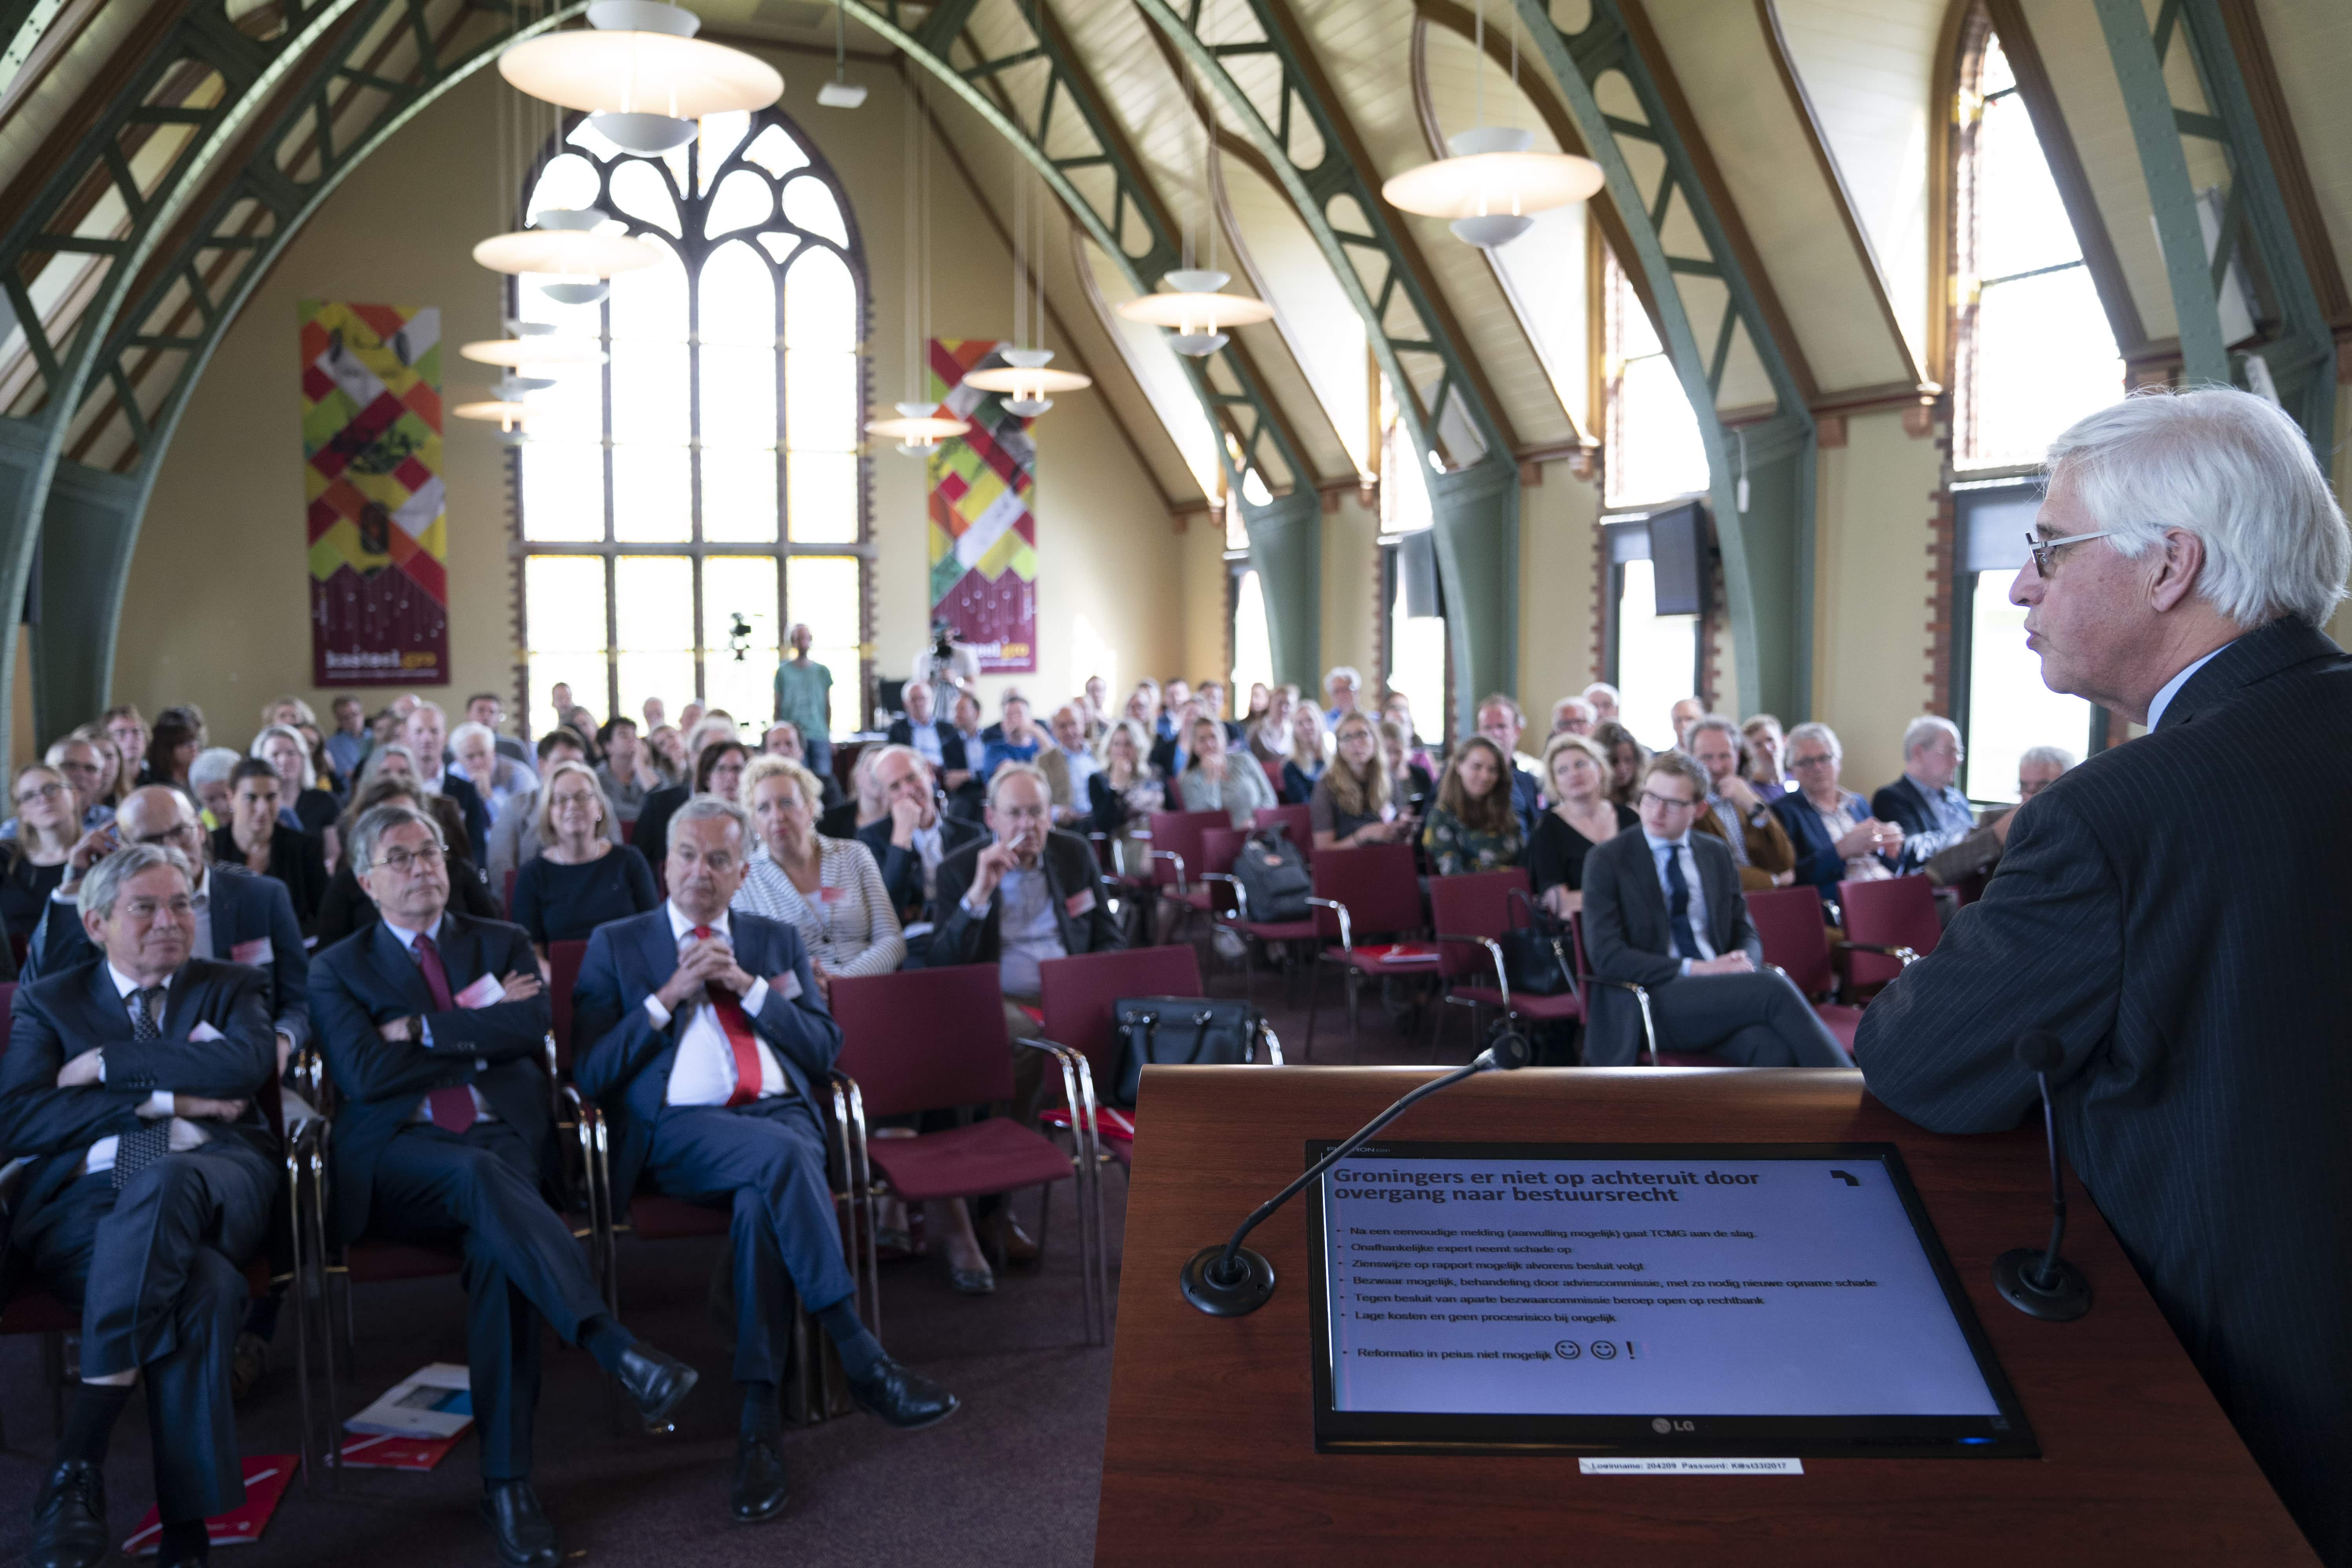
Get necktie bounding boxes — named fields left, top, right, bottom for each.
left=688, top=926, right=765, bottom=1106
left=113, top=987, right=173, bottom=1189
left=1662, top=846, right=1702, bottom=963
left=414, top=933, right=476, bottom=1134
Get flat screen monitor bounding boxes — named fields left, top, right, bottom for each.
left=1648, top=501, right=1709, bottom=616
left=1306, top=1142, right=2035, bottom=1457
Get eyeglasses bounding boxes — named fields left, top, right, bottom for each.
left=2025, top=529, right=2114, bottom=578
left=13, top=781, right=66, bottom=805
left=374, top=845, right=446, bottom=875
left=1638, top=790, right=1699, bottom=812
left=1789, top=752, right=1837, bottom=769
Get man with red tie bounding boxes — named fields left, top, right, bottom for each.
left=310, top=804, right=697, bottom=1568
left=571, top=796, right=957, bottom=1527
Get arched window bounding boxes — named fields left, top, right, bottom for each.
left=513, top=111, right=869, bottom=739
left=1947, top=12, right=2104, bottom=795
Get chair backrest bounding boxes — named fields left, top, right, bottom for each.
left=1146, top=809, right=1228, bottom=887
left=1310, top=842, right=1423, bottom=942
left=502, top=867, right=518, bottom=916
left=1038, top=945, right=1204, bottom=1085
left=1259, top=759, right=1285, bottom=799
left=1746, top=886, right=1835, bottom=997
left=1198, top=827, right=1249, bottom=916
left=548, top=939, right=590, bottom=1070
left=831, top=966, right=1013, bottom=1118
left=1252, top=804, right=1314, bottom=858
left=0, top=980, right=15, bottom=1031
left=1837, top=873, right=1941, bottom=988
left=1427, top=868, right=1533, bottom=980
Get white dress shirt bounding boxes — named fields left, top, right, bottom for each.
left=82, top=966, right=207, bottom=1175
left=381, top=915, right=498, bottom=1124
left=646, top=903, right=783, bottom=1106
left=1642, top=830, right=1717, bottom=971
left=2145, top=641, right=2235, bottom=731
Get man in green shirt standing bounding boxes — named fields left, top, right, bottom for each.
left=773, top=622, right=834, bottom=777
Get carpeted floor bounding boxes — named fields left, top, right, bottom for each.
left=0, top=940, right=1477, bottom=1567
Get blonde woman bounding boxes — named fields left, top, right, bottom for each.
left=1087, top=716, right=1164, bottom=880
left=1, top=763, right=76, bottom=940
left=1176, top=711, right=1276, bottom=829
left=1526, top=733, right=1637, bottom=917
left=1279, top=701, right=1330, bottom=804
left=509, top=759, right=657, bottom=953
left=1310, top=712, right=1411, bottom=850
left=732, top=755, right=903, bottom=996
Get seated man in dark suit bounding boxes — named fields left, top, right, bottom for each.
left=31, top=786, right=310, bottom=1074
left=933, top=764, right=1123, bottom=1112
left=573, top=797, right=956, bottom=1525
left=882, top=680, right=972, bottom=797
left=1871, top=715, right=1977, bottom=872
left=1581, top=753, right=1849, bottom=1068
left=0, top=844, right=280, bottom=1568
left=310, top=804, right=695, bottom=1568
left=854, top=746, right=982, bottom=964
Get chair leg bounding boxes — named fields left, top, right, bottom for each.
left=1303, top=961, right=1321, bottom=1062
left=43, top=1329, right=65, bottom=1439
left=1346, top=971, right=1361, bottom=1051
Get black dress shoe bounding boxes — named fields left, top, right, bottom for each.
left=614, top=1341, right=699, bottom=1430
left=730, top=1436, right=789, bottom=1524
left=480, top=1480, right=561, bottom=1568
left=847, top=1356, right=960, bottom=1430
left=25, top=1461, right=108, bottom=1568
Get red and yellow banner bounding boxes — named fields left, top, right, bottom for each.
left=300, top=300, right=448, bottom=686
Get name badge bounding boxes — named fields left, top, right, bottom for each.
left=816, top=885, right=846, bottom=904
left=777, top=970, right=803, bottom=1002
left=230, top=937, right=272, bottom=966
left=454, top=973, right=505, bottom=1010
left=1065, top=889, right=1097, bottom=917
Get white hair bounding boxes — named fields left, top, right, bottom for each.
left=1323, top=665, right=1361, bottom=693
left=2047, top=387, right=2350, bottom=629
left=189, top=747, right=243, bottom=789
left=448, top=720, right=497, bottom=754
left=1786, top=721, right=1841, bottom=762
left=1901, top=714, right=1962, bottom=759
left=1582, top=681, right=1621, bottom=705
left=2019, top=744, right=2078, bottom=773
left=250, top=723, right=316, bottom=790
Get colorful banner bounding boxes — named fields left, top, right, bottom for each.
left=928, top=338, right=1038, bottom=674
left=300, top=300, right=448, bottom=687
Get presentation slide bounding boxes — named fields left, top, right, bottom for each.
left=1319, top=1151, right=2001, bottom=1418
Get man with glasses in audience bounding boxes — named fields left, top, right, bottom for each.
left=465, top=692, right=531, bottom=766
left=1918, top=745, right=2076, bottom=890
left=1769, top=722, right=1904, bottom=912
left=572, top=797, right=957, bottom=1526
left=1580, top=751, right=1851, bottom=1068
left=1550, top=695, right=1597, bottom=738
left=856, top=746, right=981, bottom=965
left=1685, top=715, right=1796, bottom=891
left=1873, top=715, right=1978, bottom=873
left=2, top=844, right=281, bottom=1568
left=311, top=804, right=697, bottom=1568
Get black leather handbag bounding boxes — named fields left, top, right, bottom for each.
left=1497, top=889, right=1574, bottom=996
left=1109, top=995, right=1259, bottom=1108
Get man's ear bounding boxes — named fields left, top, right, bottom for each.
left=80, top=907, right=106, bottom=947
left=2148, top=528, right=2208, bottom=614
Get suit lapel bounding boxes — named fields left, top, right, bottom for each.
left=437, top=915, right=481, bottom=993
left=1628, top=839, right=1671, bottom=940
left=207, top=872, right=233, bottom=956
left=82, top=962, right=129, bottom=1040
left=367, top=922, right=437, bottom=1014
left=638, top=910, right=682, bottom=1009
left=160, top=965, right=201, bottom=1039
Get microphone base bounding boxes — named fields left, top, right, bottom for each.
left=1993, top=1248, right=2092, bottom=1321
left=1180, top=1246, right=1276, bottom=1316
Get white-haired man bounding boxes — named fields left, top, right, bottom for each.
left=1871, top=715, right=1976, bottom=871
left=1550, top=695, right=1597, bottom=738
left=1857, top=388, right=2352, bottom=1563
left=1916, top=744, right=2076, bottom=889
left=1321, top=666, right=1361, bottom=726
left=1581, top=681, right=1622, bottom=725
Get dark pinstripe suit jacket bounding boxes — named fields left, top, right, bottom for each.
left=1855, top=615, right=2351, bottom=1563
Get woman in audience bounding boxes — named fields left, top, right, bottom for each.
left=1088, top=717, right=1164, bottom=879
left=1281, top=702, right=1329, bottom=805
left=253, top=722, right=340, bottom=842
left=510, top=759, right=657, bottom=953
left=1381, top=692, right=1439, bottom=779
left=1177, top=711, right=1276, bottom=829
left=1, top=763, right=75, bottom=940
left=639, top=737, right=750, bottom=873
left=1741, top=714, right=1790, bottom=801
left=70, top=725, right=129, bottom=814
left=143, top=713, right=200, bottom=797
left=1243, top=682, right=1273, bottom=732
left=732, top=756, right=904, bottom=993
left=563, top=705, right=606, bottom=766
left=1591, top=720, right=1649, bottom=810
left=1421, top=736, right=1523, bottom=875
left=1249, top=684, right=1296, bottom=763
left=313, top=774, right=501, bottom=945
left=816, top=743, right=886, bottom=839
left=1526, top=733, right=1637, bottom=917
left=1770, top=720, right=1904, bottom=908
left=210, top=757, right=328, bottom=933
left=646, top=722, right=688, bottom=787
left=1310, top=712, right=1413, bottom=851
left=1379, top=718, right=1435, bottom=817
left=297, top=720, right=346, bottom=799
left=103, top=706, right=151, bottom=788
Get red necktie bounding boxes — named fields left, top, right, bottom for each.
left=414, top=932, right=476, bottom=1134
left=692, top=926, right=764, bottom=1107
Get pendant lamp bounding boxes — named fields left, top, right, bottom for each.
left=961, top=348, right=1091, bottom=419
left=498, top=1, right=784, bottom=154
left=1114, top=269, right=1273, bottom=358
left=1382, top=125, right=1601, bottom=248
left=473, top=208, right=659, bottom=306
left=460, top=321, right=606, bottom=369
left=866, top=400, right=969, bottom=456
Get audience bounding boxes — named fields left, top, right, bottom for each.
left=646, top=722, right=688, bottom=787
left=1422, top=736, right=1524, bottom=876
left=1196, top=679, right=1244, bottom=745
left=464, top=691, right=530, bottom=765
left=978, top=696, right=1047, bottom=784
left=450, top=720, right=534, bottom=817
left=102, top=704, right=152, bottom=786
left=1379, top=718, right=1435, bottom=815
left=1147, top=697, right=1201, bottom=780
left=1086, top=719, right=1164, bottom=880
left=816, top=743, right=886, bottom=840
left=1177, top=711, right=1276, bottom=829
left=596, top=715, right=657, bottom=823
left=316, top=775, right=499, bottom=945
left=1241, top=681, right=1272, bottom=732
left=639, top=729, right=748, bottom=875
left=68, top=726, right=129, bottom=816
left=401, top=701, right=492, bottom=867
left=187, top=747, right=242, bottom=829
left=209, top=757, right=328, bottom=934
left=1873, top=715, right=1977, bottom=873
left=1668, top=696, right=1704, bottom=750
left=1591, top=720, right=1648, bottom=810
left=509, top=759, right=657, bottom=951
left=323, top=695, right=368, bottom=780
left=1249, top=684, right=1295, bottom=763
left=1322, top=665, right=1361, bottom=725
left=772, top=621, right=835, bottom=777
left=733, top=756, right=904, bottom=995
left=1580, top=750, right=1851, bottom=1067
left=144, top=713, right=200, bottom=798
left=1582, top=681, right=1622, bottom=725
left=1281, top=701, right=1328, bottom=806
left=856, top=746, right=982, bottom=958
left=252, top=722, right=340, bottom=842
left=1684, top=715, right=1797, bottom=892
left=1310, top=712, right=1412, bottom=851
left=1380, top=693, right=1437, bottom=780
left=1920, top=745, right=2076, bottom=889
left=885, top=679, right=971, bottom=795
left=45, top=735, right=116, bottom=835
left=1550, top=695, right=1597, bottom=738
left=761, top=720, right=845, bottom=811
left=1474, top=694, right=1543, bottom=835
left=1526, top=733, right=1637, bottom=918
left=352, top=743, right=477, bottom=889
left=488, top=729, right=622, bottom=891
left=1040, top=704, right=1098, bottom=826
left=1769, top=721, right=1903, bottom=908
left=0, top=763, right=76, bottom=940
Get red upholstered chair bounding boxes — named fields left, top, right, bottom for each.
left=548, top=940, right=588, bottom=1057
left=1566, top=913, right=1715, bottom=1068
left=502, top=867, right=518, bottom=917
left=1745, top=886, right=1864, bottom=1054
left=1428, top=869, right=1584, bottom=1052
left=1837, top=874, right=1942, bottom=993
left=1251, top=804, right=1315, bottom=861
left=830, top=968, right=1107, bottom=1343
left=1259, top=759, right=1285, bottom=799
left=1303, top=843, right=1434, bottom=1059
left=1145, top=809, right=1230, bottom=942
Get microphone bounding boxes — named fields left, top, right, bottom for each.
left=1991, top=1031, right=2092, bottom=1321
left=1179, top=1032, right=1533, bottom=1317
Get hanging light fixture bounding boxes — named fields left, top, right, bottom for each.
left=1381, top=0, right=1600, bottom=247
left=498, top=0, right=784, bottom=154
left=459, top=321, right=606, bottom=369
left=958, top=140, right=1090, bottom=416
left=866, top=400, right=971, bottom=454
left=452, top=397, right=533, bottom=441
left=866, top=59, right=966, bottom=454
left=473, top=208, right=660, bottom=305
left=1115, top=65, right=1274, bottom=357
left=962, top=349, right=1091, bottom=419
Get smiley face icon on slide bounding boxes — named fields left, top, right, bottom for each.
left=1554, top=1339, right=1582, bottom=1360
left=1591, top=1340, right=1619, bottom=1360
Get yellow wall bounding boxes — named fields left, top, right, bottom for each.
left=1518, top=460, right=1603, bottom=715
left=1810, top=408, right=1942, bottom=792
left=1319, top=491, right=1377, bottom=689
left=114, top=59, right=1186, bottom=749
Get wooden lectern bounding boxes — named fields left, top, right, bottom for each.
left=1096, top=1067, right=2312, bottom=1564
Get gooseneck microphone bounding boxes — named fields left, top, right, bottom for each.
left=1992, top=1031, right=2092, bottom=1321
left=1179, top=1033, right=1532, bottom=1317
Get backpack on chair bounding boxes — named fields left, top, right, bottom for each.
left=1230, top=820, right=1311, bottom=922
